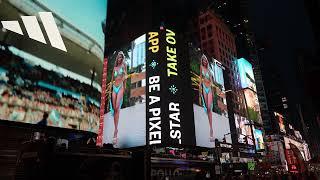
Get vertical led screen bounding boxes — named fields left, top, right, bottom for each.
left=234, top=114, right=253, bottom=145
left=243, top=88, right=262, bottom=123
left=274, top=112, right=286, bottom=133
left=146, top=28, right=196, bottom=147
left=236, top=58, right=262, bottom=124
left=237, top=58, right=256, bottom=91
left=190, top=48, right=231, bottom=148
left=0, top=0, right=106, bottom=132
left=101, top=35, right=146, bottom=148
left=253, top=128, right=265, bottom=150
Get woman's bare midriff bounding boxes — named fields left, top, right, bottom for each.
left=203, top=78, right=211, bottom=87
left=114, top=77, right=123, bottom=87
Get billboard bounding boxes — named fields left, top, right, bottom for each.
left=284, top=137, right=311, bottom=161
left=101, top=34, right=146, bottom=148
left=274, top=112, right=286, bottom=133
left=243, top=88, right=262, bottom=124
left=146, top=28, right=195, bottom=146
left=284, top=136, right=311, bottom=172
left=253, top=128, right=265, bottom=150
left=189, top=47, right=231, bottom=148
left=99, top=28, right=196, bottom=148
left=265, top=141, right=287, bottom=167
left=237, top=58, right=256, bottom=91
left=0, top=0, right=106, bottom=132
left=234, top=114, right=253, bottom=145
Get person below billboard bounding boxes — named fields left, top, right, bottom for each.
left=109, top=51, right=127, bottom=145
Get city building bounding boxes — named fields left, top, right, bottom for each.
left=198, top=10, right=247, bottom=119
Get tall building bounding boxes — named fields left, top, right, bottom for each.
left=250, top=0, right=319, bottom=156
left=198, top=10, right=247, bottom=118
left=203, top=0, right=272, bottom=133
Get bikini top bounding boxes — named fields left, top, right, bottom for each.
left=202, top=69, right=210, bottom=80
left=114, top=66, right=124, bottom=78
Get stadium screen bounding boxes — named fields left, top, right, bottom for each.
left=0, top=0, right=107, bottom=132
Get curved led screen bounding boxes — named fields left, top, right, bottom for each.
left=0, top=0, right=107, bottom=132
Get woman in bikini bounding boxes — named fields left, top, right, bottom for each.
left=110, top=51, right=127, bottom=145
left=199, top=54, right=214, bottom=142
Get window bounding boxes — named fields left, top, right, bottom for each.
left=207, top=24, right=212, bottom=30
left=200, top=18, right=204, bottom=24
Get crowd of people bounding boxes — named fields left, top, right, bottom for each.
left=0, top=48, right=100, bottom=132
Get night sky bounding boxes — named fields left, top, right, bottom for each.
left=249, top=0, right=316, bottom=106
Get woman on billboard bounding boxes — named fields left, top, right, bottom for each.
left=109, top=51, right=127, bottom=145
left=199, top=54, right=214, bottom=142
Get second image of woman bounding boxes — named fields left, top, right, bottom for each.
left=109, top=51, right=127, bottom=145
left=199, top=54, right=215, bottom=142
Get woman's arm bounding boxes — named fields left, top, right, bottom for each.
left=199, top=65, right=202, bottom=105
left=123, top=63, right=127, bottom=90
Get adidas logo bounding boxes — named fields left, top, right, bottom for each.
left=1, top=12, right=67, bottom=52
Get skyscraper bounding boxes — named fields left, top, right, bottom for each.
left=198, top=10, right=247, bottom=118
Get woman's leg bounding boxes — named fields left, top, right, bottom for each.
left=203, top=87, right=213, bottom=138
left=114, top=85, right=125, bottom=140
left=112, top=91, right=118, bottom=138
left=207, top=90, right=214, bottom=138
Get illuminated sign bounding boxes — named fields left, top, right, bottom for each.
left=146, top=28, right=195, bottom=146
left=236, top=58, right=256, bottom=92
left=274, top=112, right=286, bottom=134
left=147, top=31, right=162, bottom=145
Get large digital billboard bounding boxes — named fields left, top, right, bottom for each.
left=265, top=140, right=287, bottom=167
left=190, top=47, right=231, bottom=148
left=237, top=58, right=256, bottom=91
left=274, top=112, right=286, bottom=133
left=146, top=28, right=196, bottom=147
left=243, top=88, right=262, bottom=124
left=234, top=114, right=253, bottom=145
left=253, top=128, right=265, bottom=150
left=0, top=0, right=106, bottom=132
left=101, top=34, right=146, bottom=148
left=98, top=28, right=197, bottom=148
left=284, top=137, right=311, bottom=161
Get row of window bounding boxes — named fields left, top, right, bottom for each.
left=216, top=25, right=236, bottom=51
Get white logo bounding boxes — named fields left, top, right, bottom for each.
left=1, top=12, right=67, bottom=52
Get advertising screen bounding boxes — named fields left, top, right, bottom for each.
left=234, top=114, right=253, bottom=145
left=243, top=88, right=262, bottom=124
left=253, top=128, right=265, bottom=150
left=190, top=47, right=231, bottom=148
left=237, top=58, right=256, bottom=92
left=265, top=141, right=287, bottom=167
left=274, top=112, right=286, bottom=133
left=284, top=137, right=311, bottom=161
left=0, top=0, right=106, bottom=132
left=101, top=34, right=146, bottom=148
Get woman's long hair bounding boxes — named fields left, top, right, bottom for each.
left=200, top=54, right=209, bottom=68
left=114, top=51, right=125, bottom=67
